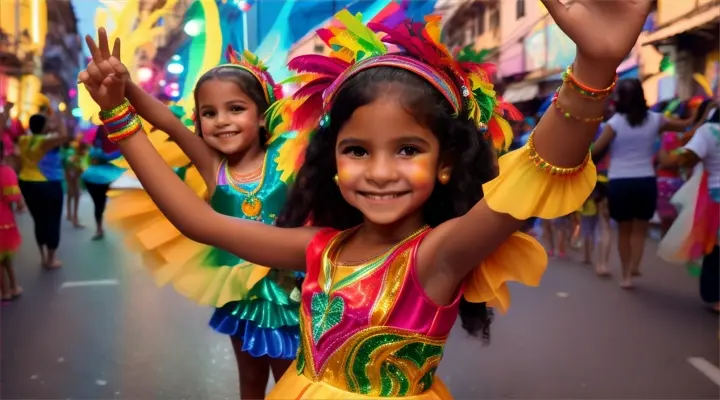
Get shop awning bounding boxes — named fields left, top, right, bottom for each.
left=642, top=5, right=720, bottom=46
left=502, top=83, right=539, bottom=104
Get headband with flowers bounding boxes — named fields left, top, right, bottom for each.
left=191, top=46, right=292, bottom=142
left=268, top=10, right=521, bottom=182
left=222, top=46, right=284, bottom=105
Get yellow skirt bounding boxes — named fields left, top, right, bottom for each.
left=267, top=361, right=452, bottom=400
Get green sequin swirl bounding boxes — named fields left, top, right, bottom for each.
left=345, top=334, right=444, bottom=396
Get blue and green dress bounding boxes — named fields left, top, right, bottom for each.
left=206, top=146, right=300, bottom=358
left=105, top=131, right=300, bottom=359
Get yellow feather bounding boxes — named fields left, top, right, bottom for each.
left=424, top=15, right=442, bottom=44
left=494, top=116, right=513, bottom=151
left=334, top=9, right=386, bottom=53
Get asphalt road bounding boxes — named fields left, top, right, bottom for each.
left=2, top=195, right=719, bottom=399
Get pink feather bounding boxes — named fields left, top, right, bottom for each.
left=496, top=102, right=523, bottom=121
left=291, top=94, right=323, bottom=132
left=292, top=77, right=335, bottom=100
left=316, top=28, right=334, bottom=46
left=287, top=54, right=350, bottom=75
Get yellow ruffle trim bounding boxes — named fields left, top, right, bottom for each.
left=482, top=144, right=597, bottom=220
left=106, top=170, right=267, bottom=307
left=463, top=231, right=547, bottom=313
left=267, top=361, right=452, bottom=400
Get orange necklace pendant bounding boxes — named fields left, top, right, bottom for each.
left=241, top=196, right=262, bottom=217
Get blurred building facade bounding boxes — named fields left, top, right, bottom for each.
left=438, top=0, right=711, bottom=115
left=0, top=0, right=48, bottom=122
left=41, top=0, right=82, bottom=111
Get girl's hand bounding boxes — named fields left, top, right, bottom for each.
left=542, top=0, right=652, bottom=73
left=78, top=28, right=126, bottom=111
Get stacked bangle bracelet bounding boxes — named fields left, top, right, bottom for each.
left=99, top=99, right=143, bottom=143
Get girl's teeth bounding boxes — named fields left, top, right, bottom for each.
left=367, top=194, right=398, bottom=200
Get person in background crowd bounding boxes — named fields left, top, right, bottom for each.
left=81, top=126, right=123, bottom=240
left=655, top=98, right=704, bottom=235
left=63, top=138, right=89, bottom=228
left=17, top=112, right=68, bottom=269
left=592, top=103, right=614, bottom=276
left=658, top=103, right=720, bottom=312
left=1, top=102, right=25, bottom=173
left=0, top=140, right=23, bottom=301
left=592, top=79, right=701, bottom=288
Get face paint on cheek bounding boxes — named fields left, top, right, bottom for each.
left=336, top=160, right=356, bottom=184
left=407, top=157, right=434, bottom=188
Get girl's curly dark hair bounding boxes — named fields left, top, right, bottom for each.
left=276, top=66, right=497, bottom=343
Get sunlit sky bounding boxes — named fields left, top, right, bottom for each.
left=71, top=0, right=102, bottom=55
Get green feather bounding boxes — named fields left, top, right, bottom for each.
left=473, top=88, right=496, bottom=125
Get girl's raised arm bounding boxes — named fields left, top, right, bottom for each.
left=94, top=30, right=219, bottom=184
left=117, top=129, right=313, bottom=271
left=421, top=0, right=653, bottom=280
left=79, top=31, right=314, bottom=271
left=123, top=80, right=219, bottom=181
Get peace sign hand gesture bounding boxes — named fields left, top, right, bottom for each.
left=78, top=28, right=131, bottom=111
left=542, top=0, right=652, bottom=77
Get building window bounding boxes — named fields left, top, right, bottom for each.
left=313, top=43, right=324, bottom=54
left=516, top=0, right=526, bottom=19
left=490, top=8, right=500, bottom=30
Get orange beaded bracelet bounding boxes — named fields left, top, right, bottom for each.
left=563, top=65, right=618, bottom=101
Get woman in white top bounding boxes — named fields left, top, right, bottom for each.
left=658, top=104, right=720, bottom=311
left=592, top=79, right=697, bottom=288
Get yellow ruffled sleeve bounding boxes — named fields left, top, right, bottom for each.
left=482, top=140, right=597, bottom=220
left=463, top=232, right=547, bottom=312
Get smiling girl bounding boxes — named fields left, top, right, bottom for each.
left=81, top=2, right=651, bottom=398
left=84, top=31, right=299, bottom=398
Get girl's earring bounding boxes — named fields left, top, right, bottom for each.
left=333, top=174, right=339, bottom=185
left=439, top=173, right=450, bottom=185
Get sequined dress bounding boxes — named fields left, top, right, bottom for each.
left=206, top=156, right=300, bottom=358
left=106, top=132, right=299, bottom=359
left=268, top=138, right=597, bottom=399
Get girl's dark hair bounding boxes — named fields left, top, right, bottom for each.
left=276, top=66, right=497, bottom=343
left=614, top=79, right=648, bottom=127
left=193, top=66, right=270, bottom=147
left=29, top=114, right=47, bottom=135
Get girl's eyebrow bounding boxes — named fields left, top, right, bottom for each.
left=198, top=98, right=249, bottom=110
left=338, top=135, right=430, bottom=148
left=392, top=135, right=430, bottom=146
left=337, top=137, right=366, bottom=147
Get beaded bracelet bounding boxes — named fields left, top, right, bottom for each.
left=563, top=65, right=618, bottom=101
left=99, top=99, right=144, bottom=143
left=552, top=90, right=604, bottom=123
left=526, top=130, right=590, bottom=176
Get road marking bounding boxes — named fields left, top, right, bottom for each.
left=60, top=279, right=119, bottom=289
left=688, top=357, right=720, bottom=386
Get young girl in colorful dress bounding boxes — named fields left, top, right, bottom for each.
left=63, top=138, right=88, bottom=228
left=0, top=140, right=23, bottom=301
left=81, top=2, right=650, bottom=398
left=81, top=126, right=124, bottom=240
left=85, top=31, right=299, bottom=398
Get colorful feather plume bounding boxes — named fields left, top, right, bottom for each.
left=271, top=9, right=518, bottom=182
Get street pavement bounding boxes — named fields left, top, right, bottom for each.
left=2, top=195, right=719, bottom=399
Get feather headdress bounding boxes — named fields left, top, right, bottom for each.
left=217, top=46, right=296, bottom=147
left=270, top=10, right=520, bottom=182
